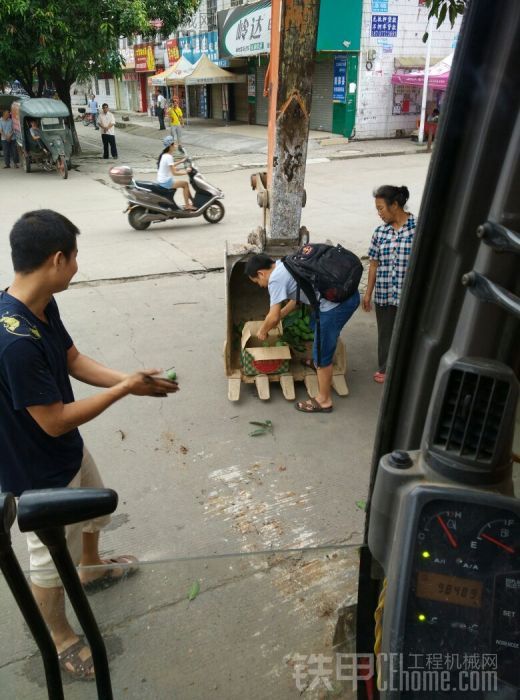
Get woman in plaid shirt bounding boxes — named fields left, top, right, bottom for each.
left=362, top=185, right=416, bottom=384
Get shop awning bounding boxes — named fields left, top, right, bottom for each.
left=394, top=55, right=445, bottom=69
left=391, top=53, right=453, bottom=91
left=150, top=56, right=194, bottom=86
left=169, top=54, right=246, bottom=86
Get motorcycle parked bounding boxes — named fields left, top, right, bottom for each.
left=109, top=156, right=225, bottom=231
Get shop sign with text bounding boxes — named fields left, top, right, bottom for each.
left=134, top=43, right=155, bottom=72
left=166, top=39, right=180, bottom=65
left=179, top=31, right=218, bottom=63
left=218, top=0, right=271, bottom=58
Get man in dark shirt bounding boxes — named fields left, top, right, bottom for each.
left=0, top=209, right=179, bottom=680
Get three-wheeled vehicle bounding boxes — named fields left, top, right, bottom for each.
left=11, top=98, right=73, bottom=179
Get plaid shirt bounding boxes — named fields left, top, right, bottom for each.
left=367, top=215, right=416, bottom=306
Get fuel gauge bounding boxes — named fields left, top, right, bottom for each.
left=472, top=517, right=519, bottom=560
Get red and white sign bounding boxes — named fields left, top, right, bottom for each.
left=134, top=43, right=156, bottom=72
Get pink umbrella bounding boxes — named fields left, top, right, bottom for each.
left=392, top=53, right=453, bottom=91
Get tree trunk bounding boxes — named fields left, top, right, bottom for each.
left=269, top=0, right=321, bottom=244
left=53, top=75, right=82, bottom=155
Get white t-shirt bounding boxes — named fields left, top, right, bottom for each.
left=268, top=260, right=338, bottom=312
left=157, top=94, right=166, bottom=109
left=157, top=153, right=174, bottom=184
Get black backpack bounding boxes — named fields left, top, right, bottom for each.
left=282, top=243, right=362, bottom=365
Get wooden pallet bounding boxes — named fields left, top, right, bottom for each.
left=227, top=341, right=349, bottom=401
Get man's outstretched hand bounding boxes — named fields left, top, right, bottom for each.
left=123, top=370, right=179, bottom=398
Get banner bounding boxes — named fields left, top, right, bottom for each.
left=178, top=31, right=218, bottom=63
left=333, top=55, right=347, bottom=102
left=166, top=39, right=180, bottom=65
left=217, top=0, right=271, bottom=58
left=134, top=43, right=156, bottom=72
left=120, top=48, right=135, bottom=70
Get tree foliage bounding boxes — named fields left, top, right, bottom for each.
left=0, top=0, right=200, bottom=149
left=423, top=0, right=469, bottom=41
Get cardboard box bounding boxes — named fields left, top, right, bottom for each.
left=240, top=321, right=291, bottom=376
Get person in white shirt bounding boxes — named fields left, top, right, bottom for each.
left=156, top=135, right=196, bottom=210
left=155, top=89, right=166, bottom=130
left=97, top=104, right=117, bottom=159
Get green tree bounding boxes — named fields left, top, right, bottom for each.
left=0, top=0, right=200, bottom=151
left=423, top=0, right=469, bottom=41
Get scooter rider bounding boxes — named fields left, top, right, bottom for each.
left=156, top=135, right=196, bottom=211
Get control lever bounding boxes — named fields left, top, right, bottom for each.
left=18, top=488, right=118, bottom=700
left=476, top=221, right=520, bottom=253
left=462, top=270, right=520, bottom=319
left=0, top=493, right=64, bottom=700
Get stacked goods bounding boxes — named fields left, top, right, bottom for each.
left=282, top=309, right=314, bottom=353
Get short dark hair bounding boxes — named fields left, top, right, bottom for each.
left=102, top=103, right=108, bottom=108
left=244, top=254, right=275, bottom=278
left=10, top=210, right=80, bottom=273
left=373, top=185, right=410, bottom=209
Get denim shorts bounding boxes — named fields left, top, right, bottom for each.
left=158, top=177, right=173, bottom=189
left=311, top=291, right=360, bottom=367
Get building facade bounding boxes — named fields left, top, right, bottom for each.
left=76, top=0, right=461, bottom=140
left=356, top=0, right=462, bottom=138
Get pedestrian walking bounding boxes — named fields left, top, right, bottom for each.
left=362, top=185, right=416, bottom=384
left=87, top=94, right=99, bottom=129
left=155, top=88, right=167, bottom=130
left=245, top=253, right=360, bottom=413
left=168, top=96, right=185, bottom=152
left=98, top=103, right=118, bottom=159
left=0, top=209, right=179, bottom=681
left=0, top=110, right=19, bottom=168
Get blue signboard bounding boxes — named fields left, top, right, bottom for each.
left=371, top=14, right=398, bottom=37
left=178, top=31, right=219, bottom=64
left=333, top=55, right=347, bottom=102
left=371, top=0, right=388, bottom=11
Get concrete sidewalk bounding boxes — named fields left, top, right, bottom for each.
left=113, top=110, right=430, bottom=163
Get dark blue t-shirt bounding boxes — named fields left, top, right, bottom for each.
left=0, top=291, right=83, bottom=496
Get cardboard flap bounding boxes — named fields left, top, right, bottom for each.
left=241, top=320, right=291, bottom=361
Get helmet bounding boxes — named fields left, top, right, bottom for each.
left=163, top=135, right=175, bottom=148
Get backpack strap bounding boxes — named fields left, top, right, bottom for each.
left=282, top=259, right=323, bottom=366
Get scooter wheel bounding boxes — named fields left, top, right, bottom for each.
left=128, top=207, right=151, bottom=231
left=203, top=201, right=225, bottom=224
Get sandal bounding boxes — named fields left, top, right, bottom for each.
left=82, top=555, right=138, bottom=595
left=183, top=205, right=197, bottom=211
left=295, top=398, right=333, bottom=413
left=58, top=638, right=95, bottom=681
left=373, top=372, right=385, bottom=384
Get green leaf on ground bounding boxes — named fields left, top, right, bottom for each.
left=188, top=580, right=200, bottom=601
left=355, top=500, right=367, bottom=510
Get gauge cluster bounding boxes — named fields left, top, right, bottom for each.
left=403, top=498, right=519, bottom=692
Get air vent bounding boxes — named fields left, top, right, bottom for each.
left=434, top=370, right=510, bottom=461
left=427, top=358, right=518, bottom=484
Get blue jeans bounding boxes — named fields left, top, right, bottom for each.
left=2, top=139, right=18, bottom=166
left=311, top=291, right=360, bottom=367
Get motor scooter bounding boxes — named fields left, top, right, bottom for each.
left=109, top=156, right=225, bottom=231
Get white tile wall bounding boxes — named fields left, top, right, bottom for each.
left=356, top=0, right=462, bottom=139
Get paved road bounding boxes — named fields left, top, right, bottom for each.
left=0, top=133, right=431, bottom=699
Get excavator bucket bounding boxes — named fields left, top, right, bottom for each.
left=223, top=0, right=349, bottom=401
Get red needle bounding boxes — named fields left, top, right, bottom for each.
left=481, top=533, right=515, bottom=554
left=436, top=515, right=458, bottom=548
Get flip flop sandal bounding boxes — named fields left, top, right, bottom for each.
left=58, top=638, right=95, bottom=681
left=82, top=555, right=138, bottom=595
left=295, top=398, right=333, bottom=413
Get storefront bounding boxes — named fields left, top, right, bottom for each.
left=218, top=0, right=362, bottom=135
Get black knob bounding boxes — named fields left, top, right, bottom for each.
left=389, top=450, right=413, bottom=469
